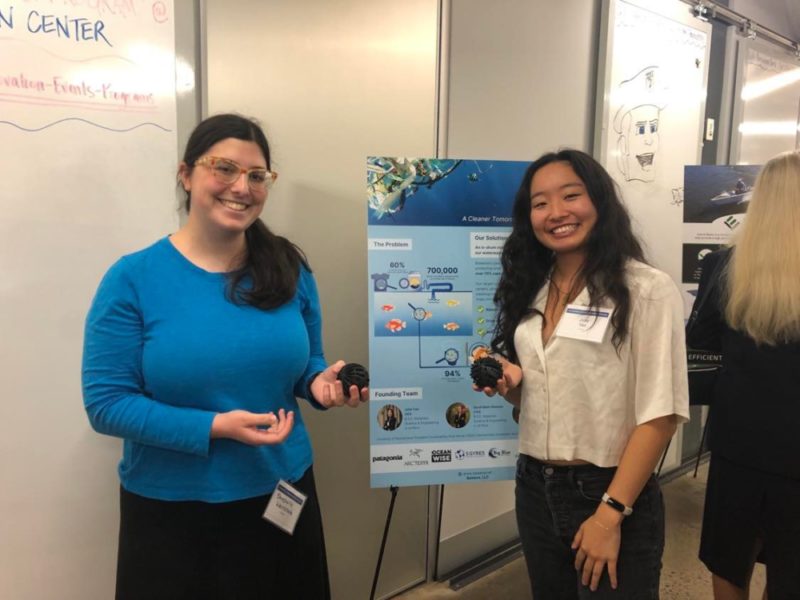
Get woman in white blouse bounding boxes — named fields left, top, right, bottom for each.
left=479, top=149, right=689, bottom=599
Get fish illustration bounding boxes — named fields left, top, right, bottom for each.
left=443, top=322, right=460, bottom=331
left=385, top=318, right=407, bottom=332
left=381, top=304, right=395, bottom=312
left=446, top=299, right=460, bottom=307
left=471, top=346, right=490, bottom=361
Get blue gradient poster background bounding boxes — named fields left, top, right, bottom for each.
left=367, top=158, right=527, bottom=487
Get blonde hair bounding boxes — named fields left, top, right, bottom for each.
left=725, top=151, right=800, bottom=344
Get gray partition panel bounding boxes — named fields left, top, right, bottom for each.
left=440, top=0, right=601, bottom=573
left=204, top=1, right=438, bottom=597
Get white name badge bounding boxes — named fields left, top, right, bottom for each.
left=555, top=304, right=613, bottom=343
left=262, top=479, right=307, bottom=535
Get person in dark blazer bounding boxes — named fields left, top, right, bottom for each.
left=689, top=151, right=800, bottom=600
left=382, top=406, right=399, bottom=431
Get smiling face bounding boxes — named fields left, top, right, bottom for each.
left=179, top=138, right=269, bottom=238
left=529, top=161, right=598, bottom=258
left=625, top=104, right=660, bottom=181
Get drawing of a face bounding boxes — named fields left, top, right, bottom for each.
left=625, top=104, right=660, bottom=180
left=613, top=66, right=666, bottom=183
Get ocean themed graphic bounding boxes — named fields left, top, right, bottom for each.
left=367, top=157, right=529, bottom=488
left=374, top=293, right=472, bottom=339
left=683, top=165, right=760, bottom=225
left=367, top=157, right=461, bottom=219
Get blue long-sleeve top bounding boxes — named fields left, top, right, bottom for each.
left=82, top=237, right=328, bottom=502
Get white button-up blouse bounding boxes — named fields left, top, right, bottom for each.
left=514, top=260, right=689, bottom=467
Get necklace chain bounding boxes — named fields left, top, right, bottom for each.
left=549, top=270, right=583, bottom=305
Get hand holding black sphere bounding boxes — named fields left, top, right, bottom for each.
left=470, top=356, right=503, bottom=390
left=337, top=363, right=370, bottom=400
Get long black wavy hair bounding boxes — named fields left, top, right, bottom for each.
left=181, top=113, right=308, bottom=309
left=491, top=149, right=644, bottom=362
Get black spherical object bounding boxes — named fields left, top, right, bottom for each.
left=471, top=356, right=503, bottom=389
left=338, top=363, right=370, bottom=399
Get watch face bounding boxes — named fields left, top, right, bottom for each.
left=602, top=493, right=631, bottom=515
left=444, top=348, right=458, bottom=364
left=413, top=307, right=427, bottom=321
left=375, top=278, right=388, bottom=291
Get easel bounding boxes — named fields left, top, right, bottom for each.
left=369, top=486, right=399, bottom=600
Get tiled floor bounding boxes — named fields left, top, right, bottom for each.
left=394, top=462, right=766, bottom=599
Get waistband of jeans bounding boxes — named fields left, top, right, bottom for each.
left=519, top=453, right=616, bottom=474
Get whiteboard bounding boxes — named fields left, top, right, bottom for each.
left=0, top=1, right=179, bottom=598
left=595, top=0, right=710, bottom=289
left=729, top=38, right=800, bottom=164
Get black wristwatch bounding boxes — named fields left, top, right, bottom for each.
left=602, top=493, right=633, bottom=516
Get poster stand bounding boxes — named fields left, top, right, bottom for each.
left=370, top=485, right=400, bottom=600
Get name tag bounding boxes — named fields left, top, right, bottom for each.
left=555, top=304, right=613, bottom=343
left=262, top=479, right=307, bottom=535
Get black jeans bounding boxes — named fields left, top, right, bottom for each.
left=515, top=454, right=664, bottom=599
left=116, top=466, right=330, bottom=600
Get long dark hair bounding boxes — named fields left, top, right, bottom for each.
left=181, top=113, right=308, bottom=310
left=491, top=149, right=644, bottom=361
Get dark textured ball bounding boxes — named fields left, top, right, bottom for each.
left=470, top=356, right=503, bottom=389
left=338, top=363, right=370, bottom=399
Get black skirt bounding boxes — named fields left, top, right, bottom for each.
left=699, top=453, right=800, bottom=595
left=116, top=466, right=330, bottom=600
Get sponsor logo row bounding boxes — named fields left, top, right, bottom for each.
left=372, top=446, right=514, bottom=467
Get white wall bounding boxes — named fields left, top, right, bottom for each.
left=446, top=0, right=600, bottom=159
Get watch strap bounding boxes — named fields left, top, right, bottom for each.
left=602, top=492, right=633, bottom=516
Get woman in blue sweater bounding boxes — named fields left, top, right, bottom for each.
left=82, top=113, right=366, bottom=599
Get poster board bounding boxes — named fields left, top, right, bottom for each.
left=0, top=2, right=178, bottom=597
left=366, top=157, right=526, bottom=488
left=681, top=164, right=761, bottom=311
left=729, top=38, right=800, bottom=165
